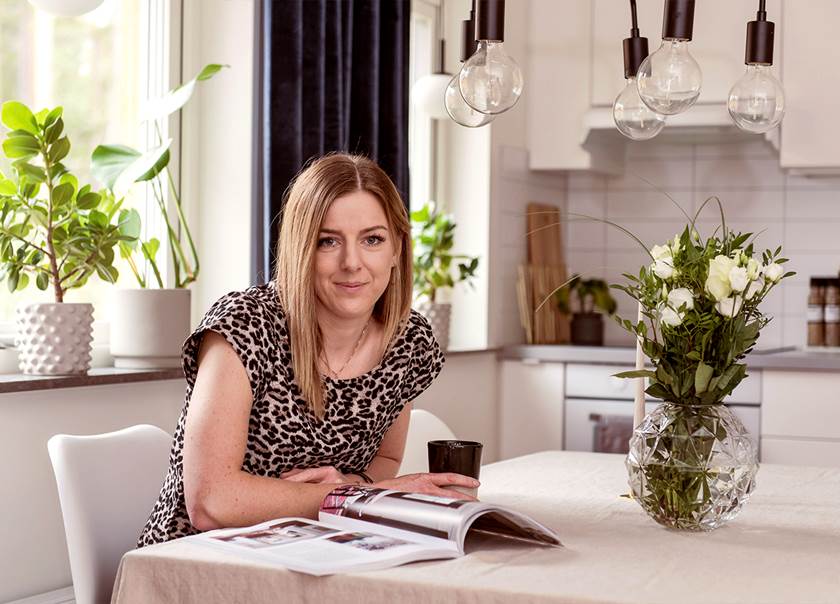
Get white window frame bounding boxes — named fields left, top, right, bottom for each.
left=409, top=0, right=439, bottom=212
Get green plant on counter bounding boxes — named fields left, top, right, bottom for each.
left=0, top=101, right=138, bottom=301
left=411, top=201, right=479, bottom=303
left=554, top=274, right=617, bottom=316
left=90, top=63, right=227, bottom=288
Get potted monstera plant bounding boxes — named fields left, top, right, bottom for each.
left=0, top=102, right=137, bottom=375
left=411, top=202, right=479, bottom=351
left=554, top=274, right=617, bottom=346
left=91, top=64, right=225, bottom=368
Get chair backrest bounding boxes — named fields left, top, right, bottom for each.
left=47, top=424, right=172, bottom=604
left=398, top=409, right=457, bottom=475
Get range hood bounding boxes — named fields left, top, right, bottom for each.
left=582, top=103, right=778, bottom=147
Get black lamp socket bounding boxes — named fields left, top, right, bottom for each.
left=623, top=36, right=650, bottom=79
left=476, top=0, right=504, bottom=42
left=745, top=19, right=774, bottom=65
left=662, top=0, right=695, bottom=41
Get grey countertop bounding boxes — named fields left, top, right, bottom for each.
left=0, top=367, right=184, bottom=394
left=501, top=345, right=840, bottom=372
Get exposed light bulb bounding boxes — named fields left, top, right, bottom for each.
left=411, top=73, right=452, bottom=120
left=444, top=73, right=494, bottom=128
left=727, top=65, right=785, bottom=133
left=458, top=41, right=523, bottom=115
left=636, top=39, right=702, bottom=115
left=28, top=0, right=104, bottom=16
left=613, top=76, right=666, bottom=140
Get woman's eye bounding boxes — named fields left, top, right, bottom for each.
left=317, top=237, right=338, bottom=248
left=364, top=235, right=385, bottom=246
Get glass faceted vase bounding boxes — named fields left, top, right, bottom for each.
left=626, top=402, right=759, bottom=531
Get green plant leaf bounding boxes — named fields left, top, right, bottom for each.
left=614, top=370, right=656, bottom=379
left=118, top=208, right=141, bottom=240
left=48, top=136, right=70, bottom=163
left=1, top=101, right=38, bottom=134
left=96, top=264, right=119, bottom=283
left=694, top=362, right=714, bottom=394
left=15, top=272, right=29, bottom=291
left=142, top=64, right=228, bottom=121
left=91, top=144, right=141, bottom=189
left=14, top=161, right=46, bottom=183
left=76, top=191, right=101, bottom=210
left=36, top=271, right=49, bottom=290
left=0, top=177, right=17, bottom=196
left=88, top=210, right=108, bottom=228
left=51, top=182, right=74, bottom=208
left=3, top=135, right=40, bottom=159
left=112, top=140, right=172, bottom=198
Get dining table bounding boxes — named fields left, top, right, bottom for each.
left=111, top=450, right=840, bottom=604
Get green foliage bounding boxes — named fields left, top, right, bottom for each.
left=410, top=202, right=480, bottom=303
left=90, top=64, right=227, bottom=288
left=554, top=274, right=617, bottom=315
left=0, top=102, right=138, bottom=302
left=613, top=200, right=794, bottom=405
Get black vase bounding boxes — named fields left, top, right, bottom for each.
left=571, top=312, right=603, bottom=346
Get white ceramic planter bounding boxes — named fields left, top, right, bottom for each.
left=415, top=301, right=451, bottom=352
left=110, top=289, right=191, bottom=368
left=15, top=303, right=94, bottom=375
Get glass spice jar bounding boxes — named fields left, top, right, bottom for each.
left=825, top=278, right=840, bottom=347
left=807, top=277, right=826, bottom=347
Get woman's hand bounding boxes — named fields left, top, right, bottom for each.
left=374, top=473, right=480, bottom=501
left=280, top=466, right=352, bottom=485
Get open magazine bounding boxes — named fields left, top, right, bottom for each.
left=189, top=485, right=562, bottom=575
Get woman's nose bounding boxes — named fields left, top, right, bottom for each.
left=340, top=243, right=362, bottom=272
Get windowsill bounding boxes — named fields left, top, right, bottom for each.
left=0, top=367, right=184, bottom=394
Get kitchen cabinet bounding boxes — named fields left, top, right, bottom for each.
left=499, top=359, right=565, bottom=459
left=761, top=370, right=840, bottom=467
left=779, top=1, right=840, bottom=172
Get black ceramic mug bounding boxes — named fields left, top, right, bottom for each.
left=427, top=440, right=483, bottom=497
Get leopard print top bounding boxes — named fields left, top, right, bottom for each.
left=137, top=282, right=444, bottom=547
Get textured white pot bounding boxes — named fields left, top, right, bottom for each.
left=15, top=303, right=94, bottom=375
left=110, top=289, right=191, bottom=368
left=416, top=301, right=451, bottom=352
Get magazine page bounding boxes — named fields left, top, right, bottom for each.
left=457, top=508, right=563, bottom=552
left=190, top=517, right=457, bottom=576
left=319, top=484, right=487, bottom=547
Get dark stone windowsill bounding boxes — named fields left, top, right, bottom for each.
left=0, top=367, right=185, bottom=394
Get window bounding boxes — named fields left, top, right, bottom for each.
left=409, top=0, right=437, bottom=212
left=0, top=0, right=177, bottom=335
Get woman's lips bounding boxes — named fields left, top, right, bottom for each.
left=336, top=282, right=367, bottom=292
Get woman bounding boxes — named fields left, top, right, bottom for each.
left=138, top=154, right=477, bottom=546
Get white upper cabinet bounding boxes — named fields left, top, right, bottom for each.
left=779, top=1, right=840, bottom=172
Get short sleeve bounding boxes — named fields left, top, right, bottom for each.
left=181, top=290, right=273, bottom=402
left=402, top=310, right=446, bottom=403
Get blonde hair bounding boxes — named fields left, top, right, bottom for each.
left=274, top=153, right=413, bottom=420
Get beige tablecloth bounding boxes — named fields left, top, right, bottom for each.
left=111, top=451, right=840, bottom=604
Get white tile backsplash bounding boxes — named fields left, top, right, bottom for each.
left=564, top=141, right=840, bottom=348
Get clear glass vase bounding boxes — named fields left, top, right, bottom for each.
left=626, top=402, right=759, bottom=531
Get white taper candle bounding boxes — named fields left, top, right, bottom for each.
left=634, top=301, right=646, bottom=429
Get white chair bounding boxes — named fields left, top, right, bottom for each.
left=398, top=409, right=456, bottom=475
left=47, top=424, right=172, bottom=604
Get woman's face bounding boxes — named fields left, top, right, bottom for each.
left=313, top=190, right=398, bottom=322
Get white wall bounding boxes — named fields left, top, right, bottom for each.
left=563, top=138, right=840, bottom=348
left=0, top=380, right=185, bottom=603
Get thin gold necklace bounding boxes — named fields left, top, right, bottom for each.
left=321, top=318, right=371, bottom=379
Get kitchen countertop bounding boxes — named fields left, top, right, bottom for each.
left=501, top=345, right=840, bottom=372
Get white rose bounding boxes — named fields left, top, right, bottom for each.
left=729, top=266, right=749, bottom=293
left=764, top=263, right=784, bottom=283
left=652, top=258, right=675, bottom=280
left=744, top=279, right=763, bottom=300
left=659, top=304, right=683, bottom=327
left=667, top=288, right=694, bottom=311
left=746, top=258, right=761, bottom=280
left=650, top=244, right=671, bottom=261
left=705, top=255, right=737, bottom=301
left=715, top=296, right=743, bottom=318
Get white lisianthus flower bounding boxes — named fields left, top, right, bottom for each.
left=744, top=279, right=763, bottom=300
left=764, top=263, right=784, bottom=283
left=715, top=296, right=743, bottom=318
left=650, top=244, right=672, bottom=261
left=659, top=304, right=683, bottom=327
left=670, top=234, right=682, bottom=254
left=729, top=266, right=749, bottom=293
left=705, top=254, right=737, bottom=301
left=667, top=288, right=694, bottom=311
left=746, top=258, right=761, bottom=280
left=652, top=258, right=675, bottom=280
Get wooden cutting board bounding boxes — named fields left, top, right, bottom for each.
left=526, top=202, right=564, bottom=266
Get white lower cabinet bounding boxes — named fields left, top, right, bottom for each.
left=761, top=371, right=840, bottom=468
left=499, top=360, right=565, bottom=460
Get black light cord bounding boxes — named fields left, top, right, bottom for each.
left=757, top=0, right=767, bottom=21
left=630, top=0, right=639, bottom=37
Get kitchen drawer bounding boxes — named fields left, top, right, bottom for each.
left=762, top=371, right=840, bottom=439
left=760, top=437, right=840, bottom=468
left=565, top=363, right=761, bottom=404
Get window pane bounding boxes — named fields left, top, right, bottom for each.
left=0, top=0, right=145, bottom=326
left=409, top=9, right=434, bottom=213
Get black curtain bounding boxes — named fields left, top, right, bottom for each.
left=252, top=0, right=411, bottom=284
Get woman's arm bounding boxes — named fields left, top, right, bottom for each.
left=355, top=403, right=411, bottom=482
left=182, top=331, right=337, bottom=531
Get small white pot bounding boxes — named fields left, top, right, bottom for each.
left=415, top=301, right=451, bottom=352
left=110, top=289, right=191, bottom=368
left=15, top=303, right=94, bottom=375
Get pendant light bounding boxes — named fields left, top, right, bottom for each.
left=458, top=0, right=524, bottom=115
left=27, top=0, right=104, bottom=17
left=412, top=38, right=453, bottom=120
left=727, top=0, right=785, bottom=133
left=637, top=0, right=702, bottom=115
left=613, top=0, right=667, bottom=140
left=445, top=3, right=495, bottom=128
